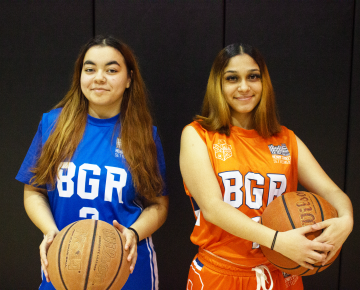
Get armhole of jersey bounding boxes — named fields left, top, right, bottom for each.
left=288, top=128, right=299, bottom=183
left=183, top=122, right=209, bottom=198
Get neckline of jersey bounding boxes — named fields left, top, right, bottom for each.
left=230, top=124, right=259, bottom=138
left=87, top=113, right=120, bottom=127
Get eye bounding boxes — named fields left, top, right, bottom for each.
left=107, top=68, right=118, bottom=73
left=248, top=73, right=261, bottom=81
left=225, top=75, right=238, bottom=82
left=84, top=67, right=94, bottom=73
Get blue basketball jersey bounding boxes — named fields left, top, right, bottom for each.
left=16, top=108, right=167, bottom=290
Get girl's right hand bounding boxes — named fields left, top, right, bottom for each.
left=274, top=225, right=334, bottom=270
left=40, top=229, right=59, bottom=282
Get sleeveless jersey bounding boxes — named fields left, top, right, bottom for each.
left=16, top=108, right=167, bottom=290
left=184, top=121, right=298, bottom=267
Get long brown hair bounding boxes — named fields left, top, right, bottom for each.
left=31, top=36, right=164, bottom=200
left=196, top=43, right=281, bottom=138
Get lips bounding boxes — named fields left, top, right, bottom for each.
left=91, top=88, right=109, bottom=93
left=234, top=95, right=253, bottom=100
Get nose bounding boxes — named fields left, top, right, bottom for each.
left=94, top=70, right=106, bottom=83
left=238, top=80, right=250, bottom=92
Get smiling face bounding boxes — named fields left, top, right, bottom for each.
left=80, top=46, right=131, bottom=118
left=222, top=54, right=262, bottom=129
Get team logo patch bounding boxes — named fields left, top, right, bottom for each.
left=268, top=143, right=291, bottom=164
left=283, top=273, right=299, bottom=288
left=213, top=140, right=232, bottom=161
left=115, top=138, right=124, bottom=158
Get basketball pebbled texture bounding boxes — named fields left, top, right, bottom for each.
left=260, top=191, right=341, bottom=276
left=47, top=219, right=130, bottom=290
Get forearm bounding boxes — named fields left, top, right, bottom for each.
left=297, top=135, right=353, bottom=220
left=24, top=184, right=58, bottom=235
left=321, top=188, right=353, bottom=219
left=130, top=195, right=169, bottom=242
left=202, top=199, right=275, bottom=249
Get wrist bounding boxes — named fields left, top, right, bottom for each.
left=339, top=215, right=354, bottom=232
left=128, top=227, right=139, bottom=244
left=44, top=228, right=59, bottom=236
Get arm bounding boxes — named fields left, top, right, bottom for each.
left=296, top=136, right=353, bottom=264
left=113, top=194, right=168, bottom=273
left=24, top=184, right=59, bottom=282
left=180, top=126, right=332, bottom=269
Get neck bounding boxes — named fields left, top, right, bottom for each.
left=230, top=111, right=254, bottom=130
left=88, top=105, right=120, bottom=119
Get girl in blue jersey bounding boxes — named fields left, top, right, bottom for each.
left=16, top=35, right=168, bottom=290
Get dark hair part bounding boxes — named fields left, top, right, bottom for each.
left=196, top=43, right=281, bottom=137
left=31, top=35, right=164, bottom=201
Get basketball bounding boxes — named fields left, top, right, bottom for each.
left=260, top=191, right=340, bottom=276
left=47, top=219, right=130, bottom=290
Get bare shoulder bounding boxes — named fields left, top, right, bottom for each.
left=180, top=125, right=207, bottom=156
left=181, top=124, right=198, bottom=138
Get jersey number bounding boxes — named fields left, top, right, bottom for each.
left=56, top=162, right=127, bottom=221
left=218, top=171, right=287, bottom=249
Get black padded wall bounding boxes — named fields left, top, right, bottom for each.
left=94, top=2, right=223, bottom=287
left=225, top=1, right=355, bottom=289
left=340, top=0, right=360, bottom=289
left=1, top=1, right=359, bottom=289
left=0, top=1, right=92, bottom=288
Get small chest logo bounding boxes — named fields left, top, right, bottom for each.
left=115, top=138, right=124, bottom=158
left=268, top=143, right=291, bottom=164
left=213, top=140, right=232, bottom=161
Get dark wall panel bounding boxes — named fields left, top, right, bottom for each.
left=2, top=1, right=358, bottom=289
left=340, top=0, right=360, bottom=289
left=95, top=1, right=223, bottom=288
left=225, top=1, right=354, bottom=289
left=0, top=1, right=92, bottom=288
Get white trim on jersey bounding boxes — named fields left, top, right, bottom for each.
left=146, top=236, right=159, bottom=290
left=193, top=259, right=203, bottom=271
left=133, top=199, right=144, bottom=210
left=189, top=263, right=204, bottom=290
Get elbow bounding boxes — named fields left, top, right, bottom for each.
left=198, top=198, right=227, bottom=226
left=155, top=195, right=169, bottom=226
left=200, top=205, right=218, bottom=225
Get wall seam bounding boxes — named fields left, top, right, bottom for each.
left=338, top=0, right=357, bottom=288
left=92, top=0, right=96, bottom=37
left=222, top=0, right=226, bottom=48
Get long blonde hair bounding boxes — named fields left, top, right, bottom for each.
left=31, top=36, right=164, bottom=201
left=197, top=43, right=281, bottom=138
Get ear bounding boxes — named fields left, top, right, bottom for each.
left=126, top=70, right=133, bottom=88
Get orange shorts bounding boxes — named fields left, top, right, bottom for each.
left=186, top=249, right=303, bottom=290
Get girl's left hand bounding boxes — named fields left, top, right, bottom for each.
left=312, top=215, right=353, bottom=265
left=113, top=220, right=138, bottom=274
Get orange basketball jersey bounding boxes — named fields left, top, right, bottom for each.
left=184, top=121, right=298, bottom=267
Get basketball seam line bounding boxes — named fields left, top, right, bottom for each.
left=309, top=193, right=325, bottom=221
left=269, top=260, right=301, bottom=270
left=310, top=192, right=325, bottom=274
left=84, top=220, right=98, bottom=290
left=106, top=229, right=124, bottom=290
left=300, top=268, right=310, bottom=275
left=281, top=195, right=295, bottom=229
left=58, top=221, right=79, bottom=290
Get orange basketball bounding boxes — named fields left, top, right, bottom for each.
left=47, top=219, right=130, bottom=289
left=260, top=191, right=340, bottom=276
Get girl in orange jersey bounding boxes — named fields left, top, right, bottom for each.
left=179, top=44, right=353, bottom=290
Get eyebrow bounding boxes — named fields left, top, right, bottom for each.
left=83, top=60, right=120, bottom=66
left=224, top=69, right=260, bottom=74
